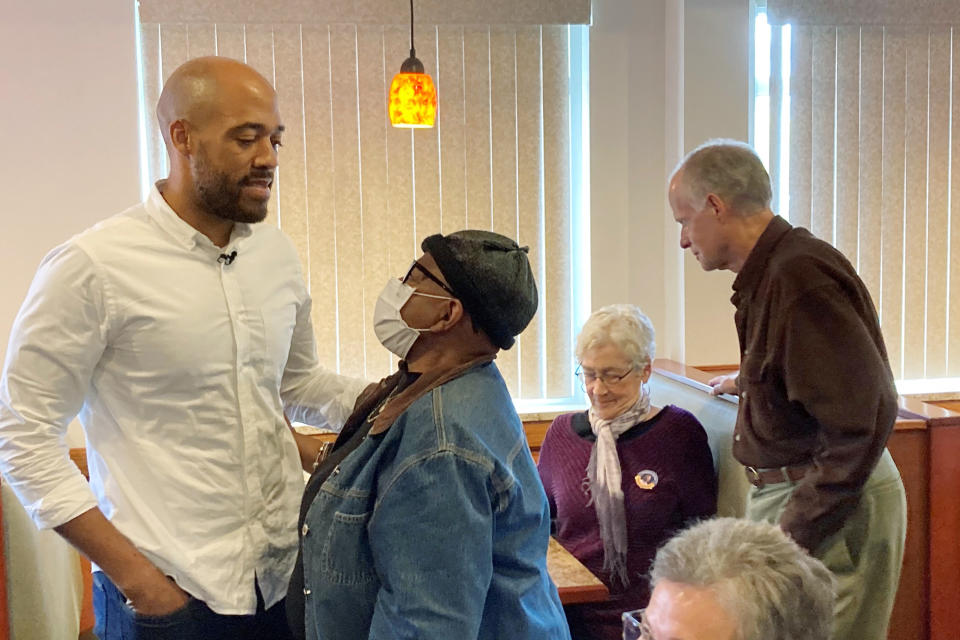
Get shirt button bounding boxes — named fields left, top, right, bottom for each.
left=301, top=523, right=309, bottom=536
left=303, top=588, right=312, bottom=596
left=735, top=433, right=741, bottom=442
left=741, top=390, right=748, bottom=399
left=332, top=466, right=340, bottom=476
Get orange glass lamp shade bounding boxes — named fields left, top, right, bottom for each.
left=389, top=71, right=437, bottom=128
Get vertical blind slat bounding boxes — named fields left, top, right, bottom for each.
left=158, top=24, right=189, bottom=183
left=243, top=25, right=280, bottom=226
left=858, top=28, right=885, bottom=309
left=274, top=25, right=310, bottom=279
left=140, top=24, right=166, bottom=183
left=834, top=27, right=860, bottom=265
left=187, top=24, right=217, bottom=58
left=214, top=23, right=245, bottom=61
left=925, top=28, right=951, bottom=378
left=810, top=26, right=837, bottom=242
left=243, top=24, right=275, bottom=80
left=412, top=30, right=443, bottom=254
left=437, top=26, right=469, bottom=235
left=329, top=25, right=366, bottom=378
left=490, top=27, right=521, bottom=395
left=949, top=29, right=960, bottom=376
left=160, top=24, right=189, bottom=83
left=383, top=26, right=417, bottom=268
left=301, top=25, right=339, bottom=368
left=463, top=28, right=494, bottom=230
left=357, top=26, right=394, bottom=379
left=542, top=25, right=573, bottom=398
left=880, top=28, right=907, bottom=378
left=517, top=26, right=545, bottom=399
left=789, top=26, right=813, bottom=229
left=902, top=29, right=930, bottom=378
left=769, top=25, right=783, bottom=214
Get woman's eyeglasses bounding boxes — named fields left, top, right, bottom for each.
left=575, top=365, right=636, bottom=388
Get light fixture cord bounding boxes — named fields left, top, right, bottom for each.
left=409, top=0, right=416, bottom=58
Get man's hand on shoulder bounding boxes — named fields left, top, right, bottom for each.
left=707, top=373, right=739, bottom=396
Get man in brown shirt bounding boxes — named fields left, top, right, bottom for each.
left=668, top=139, right=906, bottom=640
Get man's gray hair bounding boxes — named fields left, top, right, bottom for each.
left=672, top=139, right=773, bottom=215
left=575, top=304, right=655, bottom=370
left=650, top=518, right=835, bottom=640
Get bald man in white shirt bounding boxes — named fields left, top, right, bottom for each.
left=0, top=57, right=367, bottom=640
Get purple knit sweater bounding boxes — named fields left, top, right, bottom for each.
left=537, top=406, right=717, bottom=640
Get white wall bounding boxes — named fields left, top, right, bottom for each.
left=590, top=0, right=671, bottom=349
left=0, top=1, right=139, bottom=634
left=680, top=0, right=748, bottom=366
left=0, top=0, right=141, bottom=369
left=590, top=0, right=746, bottom=367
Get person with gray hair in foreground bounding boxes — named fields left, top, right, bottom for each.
left=668, top=139, right=905, bottom=639
left=638, top=517, right=835, bottom=640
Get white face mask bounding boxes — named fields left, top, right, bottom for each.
left=373, top=278, right=454, bottom=359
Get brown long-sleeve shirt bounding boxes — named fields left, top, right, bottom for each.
left=731, top=216, right=898, bottom=552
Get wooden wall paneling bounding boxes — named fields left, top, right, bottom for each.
left=523, top=420, right=552, bottom=464
left=886, top=424, right=930, bottom=640
left=928, top=422, right=960, bottom=640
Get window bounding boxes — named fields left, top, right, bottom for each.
left=135, top=2, right=591, bottom=405
left=753, top=0, right=960, bottom=380
left=752, top=4, right=791, bottom=219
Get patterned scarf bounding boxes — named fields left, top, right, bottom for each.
left=586, top=384, right=651, bottom=587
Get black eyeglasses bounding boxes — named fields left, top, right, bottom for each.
left=402, top=260, right=456, bottom=296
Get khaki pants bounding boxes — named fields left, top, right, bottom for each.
left=745, top=449, right=906, bottom=640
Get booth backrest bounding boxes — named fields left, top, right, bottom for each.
left=648, top=371, right=748, bottom=517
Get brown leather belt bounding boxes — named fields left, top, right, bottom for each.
left=744, top=463, right=812, bottom=488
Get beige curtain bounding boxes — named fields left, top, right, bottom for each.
left=766, top=3, right=960, bottom=379
left=137, top=4, right=589, bottom=400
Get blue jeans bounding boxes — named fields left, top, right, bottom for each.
left=92, top=571, right=295, bottom=640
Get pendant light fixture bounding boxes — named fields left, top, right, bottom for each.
left=388, top=0, right=437, bottom=128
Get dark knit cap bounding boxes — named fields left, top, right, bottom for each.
left=421, top=230, right=538, bottom=350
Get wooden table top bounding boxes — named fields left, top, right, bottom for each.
left=546, top=537, right=609, bottom=605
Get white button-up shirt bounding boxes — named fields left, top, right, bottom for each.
left=0, top=184, right=367, bottom=614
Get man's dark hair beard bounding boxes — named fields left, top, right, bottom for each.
left=191, top=150, right=269, bottom=224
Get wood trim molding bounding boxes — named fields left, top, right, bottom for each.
left=652, top=358, right=740, bottom=404
left=898, top=396, right=960, bottom=426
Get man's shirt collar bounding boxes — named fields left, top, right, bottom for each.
left=731, top=215, right=792, bottom=306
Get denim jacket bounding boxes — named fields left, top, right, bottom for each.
left=302, top=362, right=571, bottom=640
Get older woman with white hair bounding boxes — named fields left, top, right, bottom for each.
left=537, top=304, right=717, bottom=640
